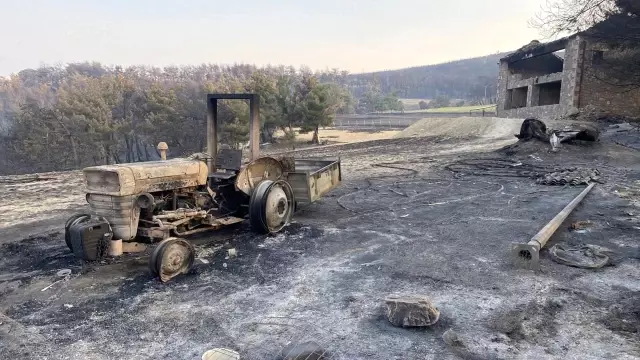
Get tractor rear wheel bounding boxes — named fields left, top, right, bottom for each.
left=249, top=180, right=295, bottom=234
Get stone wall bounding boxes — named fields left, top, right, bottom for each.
left=559, top=36, right=581, bottom=110
left=507, top=72, right=562, bottom=90
left=496, top=62, right=509, bottom=115
left=497, top=104, right=563, bottom=119
left=578, top=39, right=640, bottom=118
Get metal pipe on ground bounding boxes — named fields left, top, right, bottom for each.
left=512, top=182, right=596, bottom=270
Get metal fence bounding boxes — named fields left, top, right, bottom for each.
left=333, top=117, right=416, bottom=130
left=334, top=111, right=497, bottom=130
left=468, top=106, right=497, bottom=117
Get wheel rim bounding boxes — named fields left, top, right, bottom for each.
left=149, top=238, right=194, bottom=282
left=264, top=183, right=292, bottom=232
left=249, top=180, right=294, bottom=233
left=159, top=242, right=190, bottom=281
left=265, top=185, right=286, bottom=229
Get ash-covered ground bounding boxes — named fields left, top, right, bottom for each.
left=1, top=122, right=640, bottom=360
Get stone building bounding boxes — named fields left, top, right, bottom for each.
left=496, top=32, right=640, bottom=119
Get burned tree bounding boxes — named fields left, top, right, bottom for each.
left=532, top=0, right=640, bottom=91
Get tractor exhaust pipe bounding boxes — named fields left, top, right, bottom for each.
left=157, top=142, right=168, bottom=160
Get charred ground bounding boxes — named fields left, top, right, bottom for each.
left=1, top=125, right=640, bottom=359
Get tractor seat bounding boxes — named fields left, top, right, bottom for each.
left=209, top=171, right=236, bottom=180
left=208, top=148, right=242, bottom=181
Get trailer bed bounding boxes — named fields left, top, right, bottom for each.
left=286, top=158, right=341, bottom=204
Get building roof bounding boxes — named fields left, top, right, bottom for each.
left=500, top=37, right=571, bottom=63
left=500, top=16, right=631, bottom=63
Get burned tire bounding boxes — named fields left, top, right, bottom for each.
left=249, top=180, right=295, bottom=234
left=65, top=213, right=91, bottom=250
left=68, top=217, right=112, bottom=261
left=149, top=237, right=195, bottom=283
left=515, top=118, right=548, bottom=141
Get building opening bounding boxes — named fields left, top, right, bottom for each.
left=508, top=50, right=564, bottom=80
left=536, top=81, right=561, bottom=106
left=507, top=86, right=528, bottom=109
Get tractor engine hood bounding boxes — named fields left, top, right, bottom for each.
left=83, top=159, right=209, bottom=196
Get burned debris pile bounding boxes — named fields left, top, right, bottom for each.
left=562, top=104, right=640, bottom=125
left=515, top=117, right=599, bottom=144
left=536, top=168, right=602, bottom=186
left=548, top=243, right=611, bottom=269
left=514, top=118, right=549, bottom=142
left=445, top=159, right=602, bottom=186
left=501, top=117, right=601, bottom=157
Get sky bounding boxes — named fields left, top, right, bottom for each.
left=0, top=0, right=549, bottom=76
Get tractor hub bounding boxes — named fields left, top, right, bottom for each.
left=149, top=238, right=195, bottom=282
left=249, top=180, right=295, bottom=233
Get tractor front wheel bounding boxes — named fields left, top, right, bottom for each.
left=149, top=237, right=195, bottom=282
left=64, top=213, right=92, bottom=250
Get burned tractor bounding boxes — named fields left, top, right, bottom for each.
left=65, top=94, right=341, bottom=281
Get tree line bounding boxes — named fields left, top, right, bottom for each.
left=0, top=64, right=355, bottom=175
left=0, top=53, right=538, bottom=176
left=335, top=53, right=504, bottom=102
left=2, top=1, right=633, bottom=176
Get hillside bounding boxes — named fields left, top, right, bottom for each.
left=0, top=54, right=508, bottom=174
left=345, top=53, right=507, bottom=101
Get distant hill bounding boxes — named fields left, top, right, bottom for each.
left=345, top=53, right=507, bottom=101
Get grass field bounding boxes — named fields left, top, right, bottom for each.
left=267, top=127, right=400, bottom=151
left=422, top=104, right=496, bottom=113
left=399, top=98, right=496, bottom=113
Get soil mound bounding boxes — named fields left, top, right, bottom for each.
left=396, top=117, right=523, bottom=140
